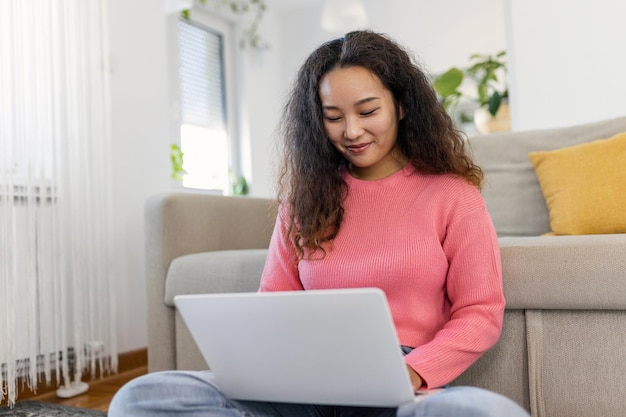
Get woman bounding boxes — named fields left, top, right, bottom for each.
left=109, top=30, right=530, bottom=417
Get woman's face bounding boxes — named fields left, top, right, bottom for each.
left=318, top=66, right=405, bottom=180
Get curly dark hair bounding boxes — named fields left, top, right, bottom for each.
left=276, top=30, right=482, bottom=259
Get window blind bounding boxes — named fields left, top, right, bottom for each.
left=178, top=19, right=227, bottom=130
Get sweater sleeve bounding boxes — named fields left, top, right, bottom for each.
left=404, top=187, right=505, bottom=389
left=258, top=207, right=303, bottom=292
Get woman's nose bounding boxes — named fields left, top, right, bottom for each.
left=344, top=117, right=364, bottom=140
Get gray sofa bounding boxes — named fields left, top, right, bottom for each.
left=145, top=116, right=626, bottom=417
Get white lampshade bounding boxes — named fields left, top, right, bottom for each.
left=321, top=0, right=369, bottom=33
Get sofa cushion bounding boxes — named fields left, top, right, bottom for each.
left=528, top=132, right=626, bottom=235
left=499, top=234, right=626, bottom=310
left=164, top=249, right=268, bottom=306
left=468, top=115, right=626, bottom=236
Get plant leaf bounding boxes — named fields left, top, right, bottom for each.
left=233, top=176, right=249, bottom=195
left=433, top=67, right=464, bottom=97
left=487, top=91, right=501, bottom=116
left=170, top=144, right=187, bottom=182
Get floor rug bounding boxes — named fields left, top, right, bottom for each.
left=0, top=401, right=106, bottom=416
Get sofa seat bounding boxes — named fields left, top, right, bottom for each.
left=164, top=249, right=268, bottom=306
left=500, top=234, right=626, bottom=309
left=163, top=249, right=268, bottom=370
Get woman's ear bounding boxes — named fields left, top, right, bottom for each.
left=398, top=105, right=405, bottom=121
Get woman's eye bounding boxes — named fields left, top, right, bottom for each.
left=361, top=108, right=378, bottom=116
left=324, top=115, right=342, bottom=122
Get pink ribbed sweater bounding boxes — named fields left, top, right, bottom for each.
left=259, top=164, right=505, bottom=389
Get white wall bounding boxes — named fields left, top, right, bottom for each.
left=237, top=10, right=285, bottom=198
left=505, top=0, right=626, bottom=131
left=108, top=0, right=171, bottom=352
left=105, top=0, right=288, bottom=353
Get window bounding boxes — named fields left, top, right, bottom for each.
left=176, top=16, right=235, bottom=192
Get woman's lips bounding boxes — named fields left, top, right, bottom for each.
left=346, top=143, right=371, bottom=154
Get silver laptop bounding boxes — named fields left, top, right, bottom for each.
left=174, top=288, right=419, bottom=407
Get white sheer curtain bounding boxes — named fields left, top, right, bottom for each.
left=0, top=0, right=117, bottom=406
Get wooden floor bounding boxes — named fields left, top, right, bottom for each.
left=29, top=366, right=147, bottom=412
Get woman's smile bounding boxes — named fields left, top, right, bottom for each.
left=346, top=142, right=372, bottom=154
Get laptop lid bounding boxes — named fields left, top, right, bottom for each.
left=173, top=288, right=415, bottom=407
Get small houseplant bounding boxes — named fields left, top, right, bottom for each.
left=433, top=50, right=508, bottom=122
left=170, top=144, right=187, bottom=182
left=182, top=0, right=268, bottom=49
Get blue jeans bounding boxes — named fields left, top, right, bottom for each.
left=108, top=370, right=530, bottom=417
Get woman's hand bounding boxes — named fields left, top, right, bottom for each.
left=406, top=365, right=423, bottom=392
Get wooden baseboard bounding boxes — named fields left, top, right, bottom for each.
left=1, top=348, right=147, bottom=406
left=116, top=348, right=148, bottom=373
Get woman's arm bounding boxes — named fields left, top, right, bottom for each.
left=258, top=209, right=304, bottom=292
left=405, top=191, right=505, bottom=388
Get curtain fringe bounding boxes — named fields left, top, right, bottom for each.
left=0, top=0, right=117, bottom=406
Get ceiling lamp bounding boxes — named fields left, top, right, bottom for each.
left=321, top=0, right=369, bottom=33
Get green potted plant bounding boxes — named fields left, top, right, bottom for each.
left=433, top=50, right=509, bottom=132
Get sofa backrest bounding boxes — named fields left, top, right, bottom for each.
left=468, top=115, right=626, bottom=236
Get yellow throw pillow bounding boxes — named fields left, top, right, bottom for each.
left=528, top=132, right=626, bottom=235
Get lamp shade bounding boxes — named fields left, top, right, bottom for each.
left=321, top=0, right=369, bottom=33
